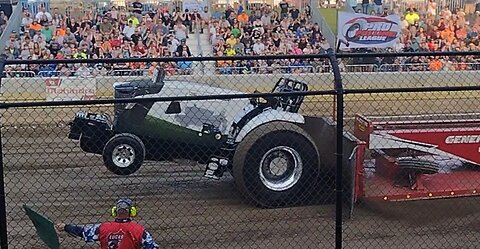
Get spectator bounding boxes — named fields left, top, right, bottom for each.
left=428, top=56, right=444, bottom=71
left=35, top=6, right=52, bottom=22
left=362, top=0, right=370, bottom=14
left=405, top=8, right=420, bottom=25
left=175, top=39, right=190, bottom=56
left=174, top=19, right=187, bottom=41
left=253, top=39, right=265, bottom=55
left=21, top=11, right=33, bottom=31
left=41, top=24, right=54, bottom=42
left=427, top=0, right=437, bottom=17
left=99, top=17, right=113, bottom=35
left=122, top=20, right=136, bottom=40
left=190, top=9, right=202, bottom=33
left=225, top=44, right=236, bottom=56
left=289, top=5, right=300, bottom=20
left=233, top=37, right=245, bottom=55
left=237, top=10, right=248, bottom=26
left=200, top=7, right=210, bottom=33
left=373, top=0, right=383, bottom=15
left=226, top=34, right=237, bottom=48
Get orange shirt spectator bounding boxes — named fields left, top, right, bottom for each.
left=101, top=40, right=112, bottom=52
left=237, top=12, right=249, bottom=24
left=55, top=26, right=65, bottom=37
left=30, top=22, right=42, bottom=31
left=440, top=28, right=454, bottom=44
left=428, top=58, right=443, bottom=71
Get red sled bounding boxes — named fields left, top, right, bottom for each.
left=352, top=114, right=480, bottom=202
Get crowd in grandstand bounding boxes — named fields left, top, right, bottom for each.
left=346, top=1, right=480, bottom=72
left=209, top=0, right=332, bottom=74
left=4, top=1, right=480, bottom=76
left=5, top=2, right=200, bottom=77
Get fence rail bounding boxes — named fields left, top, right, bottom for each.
left=0, top=51, right=480, bottom=249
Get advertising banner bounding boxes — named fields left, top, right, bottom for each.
left=337, top=12, right=401, bottom=49
left=45, top=77, right=96, bottom=101
left=182, top=0, right=207, bottom=12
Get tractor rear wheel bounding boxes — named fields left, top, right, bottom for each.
left=232, top=121, right=321, bottom=208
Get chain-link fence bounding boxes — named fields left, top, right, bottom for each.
left=338, top=51, right=480, bottom=249
left=0, top=51, right=479, bottom=249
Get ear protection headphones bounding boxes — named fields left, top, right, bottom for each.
left=111, top=198, right=137, bottom=218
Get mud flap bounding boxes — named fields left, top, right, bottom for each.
left=342, top=133, right=366, bottom=220
left=344, top=146, right=359, bottom=219
left=300, top=116, right=365, bottom=219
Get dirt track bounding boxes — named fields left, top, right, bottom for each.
left=3, top=109, right=480, bottom=249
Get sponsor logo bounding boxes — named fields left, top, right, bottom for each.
left=342, top=17, right=399, bottom=44
left=445, top=135, right=480, bottom=144
left=355, top=117, right=369, bottom=132
left=45, top=78, right=61, bottom=87
left=107, top=230, right=125, bottom=249
left=45, top=78, right=96, bottom=101
left=46, top=87, right=95, bottom=95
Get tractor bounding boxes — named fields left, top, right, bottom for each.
left=68, top=68, right=324, bottom=208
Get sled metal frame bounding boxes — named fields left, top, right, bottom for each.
left=353, top=114, right=480, bottom=202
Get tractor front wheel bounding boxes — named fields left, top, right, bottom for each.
left=103, top=133, right=146, bottom=175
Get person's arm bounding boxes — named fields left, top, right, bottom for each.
left=56, top=223, right=101, bottom=242
left=141, top=230, right=159, bottom=249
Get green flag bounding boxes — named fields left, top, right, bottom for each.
left=23, top=205, right=60, bottom=249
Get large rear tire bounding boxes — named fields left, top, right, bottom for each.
left=232, top=121, right=321, bottom=208
left=103, top=133, right=146, bottom=175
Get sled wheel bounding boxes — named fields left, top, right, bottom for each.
left=394, top=157, right=441, bottom=187
left=397, top=158, right=440, bottom=174
left=103, top=133, right=146, bottom=175
left=232, top=121, right=321, bottom=208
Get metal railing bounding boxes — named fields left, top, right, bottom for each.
left=0, top=3, right=23, bottom=54
left=19, top=0, right=50, bottom=16
left=310, top=0, right=337, bottom=49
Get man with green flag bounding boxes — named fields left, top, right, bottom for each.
left=26, top=198, right=159, bottom=249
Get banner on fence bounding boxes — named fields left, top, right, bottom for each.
left=337, top=12, right=401, bottom=49
left=45, top=77, right=97, bottom=101
left=182, top=0, right=207, bottom=12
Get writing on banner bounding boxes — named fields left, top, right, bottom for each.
left=182, top=0, right=207, bottom=12
left=338, top=12, right=401, bottom=49
left=45, top=77, right=96, bottom=101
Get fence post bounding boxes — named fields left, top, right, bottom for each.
left=328, top=49, right=344, bottom=249
left=0, top=53, right=8, bottom=249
